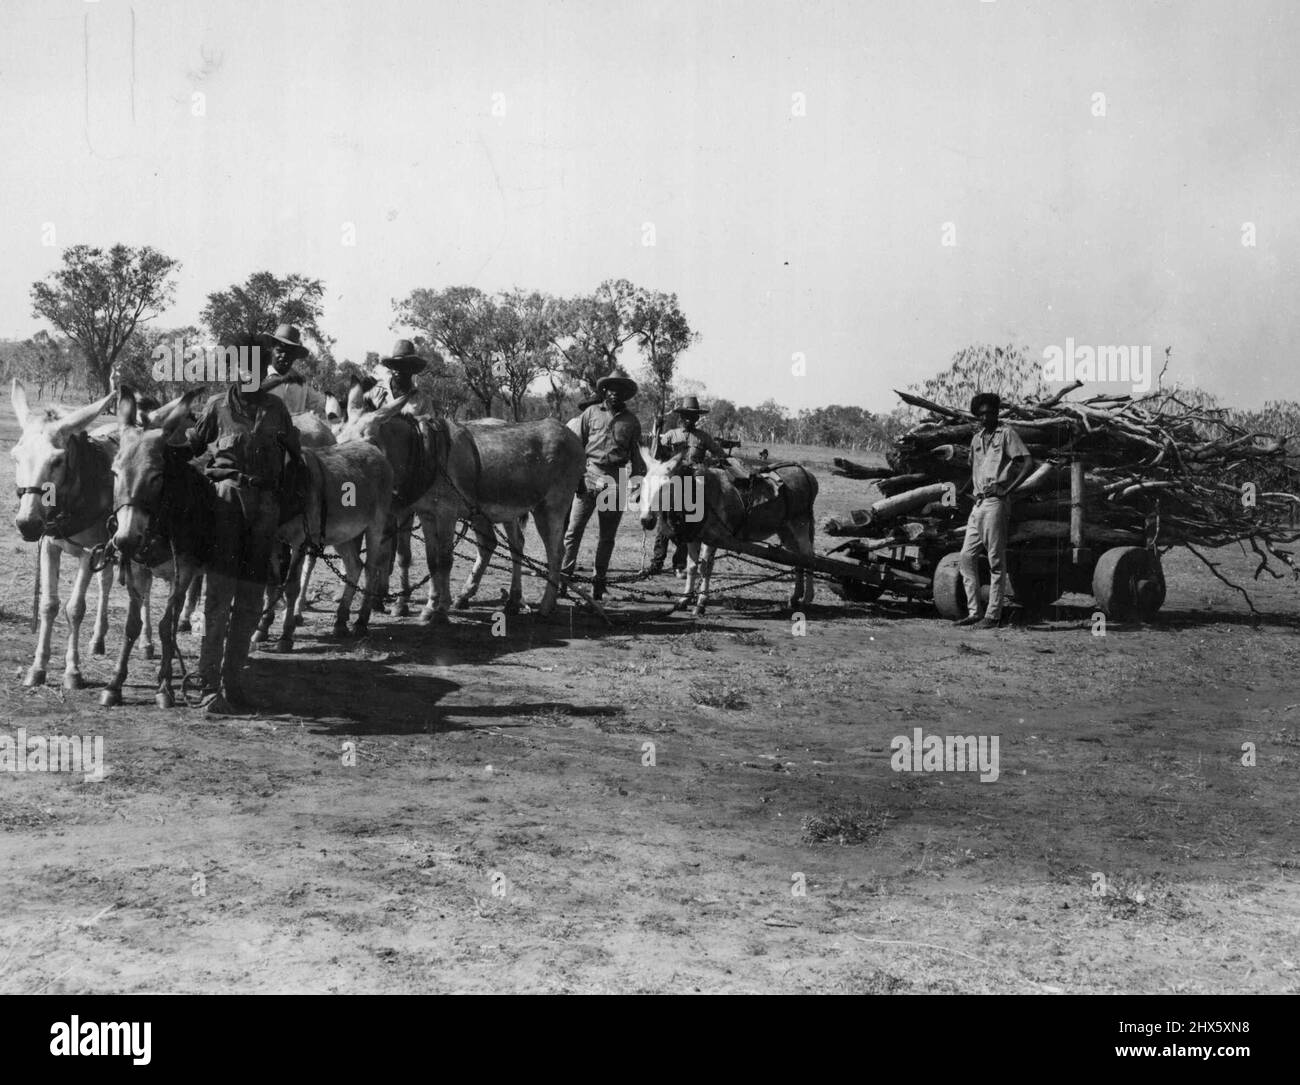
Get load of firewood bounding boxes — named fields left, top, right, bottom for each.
left=826, top=380, right=1300, bottom=576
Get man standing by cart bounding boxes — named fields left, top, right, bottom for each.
left=957, top=392, right=1032, bottom=630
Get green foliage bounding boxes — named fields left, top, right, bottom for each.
left=0, top=333, right=78, bottom=400
left=200, top=271, right=330, bottom=350
left=30, top=244, right=180, bottom=394
left=901, top=343, right=1047, bottom=419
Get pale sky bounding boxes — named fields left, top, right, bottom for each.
left=1, top=0, right=1297, bottom=411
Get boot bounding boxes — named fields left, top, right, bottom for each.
left=592, top=577, right=606, bottom=602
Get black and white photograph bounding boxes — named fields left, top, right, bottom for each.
left=0, top=0, right=1296, bottom=1023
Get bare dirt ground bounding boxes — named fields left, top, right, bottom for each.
left=2, top=420, right=1298, bottom=994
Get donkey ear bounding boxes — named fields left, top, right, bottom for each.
left=150, top=388, right=205, bottom=436
left=11, top=379, right=31, bottom=424
left=117, top=386, right=139, bottom=428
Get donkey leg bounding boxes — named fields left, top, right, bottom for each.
left=531, top=498, right=567, bottom=617
left=101, top=565, right=145, bottom=707
left=503, top=516, right=526, bottom=613
left=396, top=512, right=414, bottom=617
left=277, top=548, right=308, bottom=649
left=62, top=549, right=96, bottom=689
left=256, top=554, right=289, bottom=644
left=27, top=539, right=60, bottom=686
left=800, top=517, right=817, bottom=605
left=179, top=573, right=202, bottom=633
left=417, top=512, right=452, bottom=625
left=297, top=551, right=317, bottom=614
left=777, top=521, right=815, bottom=608
left=455, top=517, right=496, bottom=610
left=155, top=571, right=187, bottom=709
left=674, top=542, right=700, bottom=613
left=90, top=559, right=112, bottom=656
left=141, top=574, right=156, bottom=660
left=333, top=542, right=363, bottom=638
left=693, top=544, right=716, bottom=618
left=353, top=523, right=386, bottom=636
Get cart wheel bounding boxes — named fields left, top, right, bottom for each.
left=932, top=551, right=987, bottom=619
left=1092, top=546, right=1165, bottom=620
left=840, top=578, right=884, bottom=603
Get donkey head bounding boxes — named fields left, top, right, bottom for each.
left=638, top=451, right=686, bottom=531
left=10, top=380, right=116, bottom=541
left=110, top=387, right=203, bottom=560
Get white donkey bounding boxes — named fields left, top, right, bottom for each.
left=9, top=381, right=144, bottom=688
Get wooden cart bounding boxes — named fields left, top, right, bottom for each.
left=720, top=458, right=1168, bottom=621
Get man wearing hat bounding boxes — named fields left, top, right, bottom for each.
left=957, top=392, right=1033, bottom=630
left=561, top=373, right=646, bottom=600
left=648, top=395, right=730, bottom=575
left=366, top=339, right=432, bottom=415
left=265, top=322, right=330, bottom=418
left=186, top=333, right=303, bottom=712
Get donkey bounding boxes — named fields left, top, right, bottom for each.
left=337, top=400, right=582, bottom=620
left=9, top=381, right=131, bottom=688
left=638, top=453, right=819, bottom=616
left=254, top=438, right=395, bottom=650
left=104, top=388, right=213, bottom=707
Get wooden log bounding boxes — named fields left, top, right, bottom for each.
left=1008, top=520, right=1145, bottom=546
left=877, top=472, right=932, bottom=497
left=869, top=483, right=953, bottom=523
left=893, top=390, right=972, bottom=421
left=831, top=456, right=896, bottom=479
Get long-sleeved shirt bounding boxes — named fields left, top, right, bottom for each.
left=189, top=388, right=301, bottom=487
left=265, top=371, right=329, bottom=417
left=365, top=375, right=434, bottom=416
left=576, top=402, right=645, bottom=477
left=970, top=423, right=1030, bottom=497
left=658, top=425, right=726, bottom=466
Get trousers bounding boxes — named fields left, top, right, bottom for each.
left=652, top=515, right=686, bottom=569
left=561, top=477, right=623, bottom=583
left=960, top=496, right=1010, bottom=619
left=197, top=480, right=280, bottom=696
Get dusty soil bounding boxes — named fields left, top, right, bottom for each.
left=2, top=422, right=1298, bottom=994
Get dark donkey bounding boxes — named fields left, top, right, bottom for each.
left=104, top=388, right=214, bottom=707
left=638, top=452, right=819, bottom=616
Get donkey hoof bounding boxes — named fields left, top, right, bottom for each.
left=332, top=624, right=351, bottom=639
left=144, top=643, right=156, bottom=661
left=23, top=667, right=46, bottom=687
left=693, top=605, right=706, bottom=618
left=100, top=688, right=122, bottom=708
left=155, top=690, right=175, bottom=709
left=274, top=637, right=294, bottom=653
left=91, top=639, right=106, bottom=656
left=453, top=595, right=472, bottom=611
left=503, top=599, right=522, bottom=616
left=178, top=619, right=192, bottom=634
left=252, top=628, right=269, bottom=644
left=396, top=603, right=410, bottom=618
left=63, top=672, right=85, bottom=690
left=351, top=622, right=369, bottom=638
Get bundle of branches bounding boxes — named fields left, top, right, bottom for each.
left=828, top=381, right=1300, bottom=593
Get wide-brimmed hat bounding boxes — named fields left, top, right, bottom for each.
left=596, top=374, right=637, bottom=401
left=380, top=339, right=428, bottom=376
left=672, top=395, right=709, bottom=416
left=270, top=323, right=309, bottom=361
